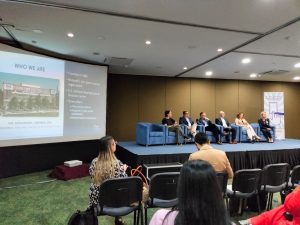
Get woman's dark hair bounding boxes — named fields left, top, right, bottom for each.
left=98, top=135, right=114, bottom=153
left=194, top=132, right=209, bottom=145
left=174, top=160, right=230, bottom=225
left=165, top=110, right=171, bottom=117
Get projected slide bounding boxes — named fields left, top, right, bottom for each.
left=0, top=47, right=107, bottom=147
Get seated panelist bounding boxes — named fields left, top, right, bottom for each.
left=215, top=111, right=237, bottom=144
left=258, top=111, right=274, bottom=143
left=179, top=111, right=198, bottom=138
left=235, top=112, right=260, bottom=143
left=197, top=112, right=222, bottom=145
left=162, top=110, right=190, bottom=145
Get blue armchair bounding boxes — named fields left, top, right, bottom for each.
left=136, top=123, right=165, bottom=146
left=238, top=123, right=259, bottom=142
left=165, top=124, right=186, bottom=144
left=252, top=123, right=276, bottom=142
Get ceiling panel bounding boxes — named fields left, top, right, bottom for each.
left=238, top=21, right=300, bottom=56
left=0, top=1, right=300, bottom=81
left=26, top=0, right=300, bottom=33
left=0, top=1, right=255, bottom=76
left=181, top=52, right=300, bottom=82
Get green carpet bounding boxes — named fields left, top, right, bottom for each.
left=0, top=171, right=281, bottom=225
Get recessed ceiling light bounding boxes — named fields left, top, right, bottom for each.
left=97, top=36, right=106, bottom=40
left=217, top=48, right=223, bottom=52
left=145, top=40, right=151, bottom=45
left=188, top=45, right=197, bottom=49
left=205, top=71, right=213, bottom=76
left=293, top=76, right=300, bottom=80
left=250, top=73, right=257, bottom=78
left=67, top=32, right=74, bottom=38
left=242, top=58, right=251, bottom=64
left=93, top=52, right=100, bottom=55
left=32, top=29, right=43, bottom=34
left=183, top=67, right=188, bottom=70
left=294, top=63, right=300, bottom=68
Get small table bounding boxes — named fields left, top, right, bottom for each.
left=49, top=163, right=89, bottom=181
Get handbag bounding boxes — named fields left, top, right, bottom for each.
left=68, top=209, right=98, bottom=225
left=130, top=165, right=149, bottom=203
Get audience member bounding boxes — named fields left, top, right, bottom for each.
left=198, top=112, right=222, bottom=144
left=235, top=112, right=260, bottom=143
left=215, top=111, right=237, bottom=144
left=162, top=110, right=191, bottom=144
left=189, top=132, right=233, bottom=178
left=149, top=160, right=231, bottom=225
left=258, top=111, right=274, bottom=143
left=179, top=111, right=198, bottom=137
left=240, top=186, right=300, bottom=225
left=89, top=136, right=128, bottom=225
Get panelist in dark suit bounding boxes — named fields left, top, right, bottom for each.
left=179, top=111, right=197, bottom=138
left=215, top=111, right=237, bottom=144
left=162, top=110, right=190, bottom=145
left=197, top=112, right=222, bottom=145
left=258, top=111, right=274, bottom=143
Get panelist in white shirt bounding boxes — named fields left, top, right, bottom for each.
left=215, top=111, right=237, bottom=144
left=179, top=111, right=198, bottom=137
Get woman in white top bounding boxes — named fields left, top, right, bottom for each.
left=235, top=112, right=260, bottom=143
left=149, top=160, right=230, bottom=225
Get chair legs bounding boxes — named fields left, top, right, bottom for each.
left=140, top=206, right=144, bottom=225
left=225, top=196, right=229, bottom=210
left=144, top=206, right=148, bottom=225
left=137, top=208, right=140, bottom=225
left=134, top=210, right=137, bottom=225
left=267, top=192, right=274, bottom=210
left=256, top=193, right=261, bottom=214
left=133, top=207, right=144, bottom=225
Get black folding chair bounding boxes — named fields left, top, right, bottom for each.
left=261, top=163, right=290, bottom=210
left=226, top=169, right=261, bottom=216
left=289, top=165, right=300, bottom=189
left=94, top=176, right=144, bottom=225
left=144, top=172, right=179, bottom=225
left=216, top=172, right=229, bottom=208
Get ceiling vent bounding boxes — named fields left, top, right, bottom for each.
left=260, top=69, right=290, bottom=75
left=104, top=57, right=133, bottom=66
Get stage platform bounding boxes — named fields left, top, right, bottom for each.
left=116, top=139, right=300, bottom=171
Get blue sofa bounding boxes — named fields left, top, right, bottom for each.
left=136, top=122, right=165, bottom=146
left=220, top=124, right=240, bottom=143
left=197, top=124, right=222, bottom=143
left=252, top=123, right=276, bottom=142
left=237, top=123, right=259, bottom=142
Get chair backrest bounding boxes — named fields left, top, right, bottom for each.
left=149, top=172, right=180, bottom=201
left=216, top=172, right=228, bottom=196
left=99, top=176, right=143, bottom=207
left=232, top=169, right=261, bottom=194
left=291, top=165, right=300, bottom=187
left=261, top=163, right=290, bottom=187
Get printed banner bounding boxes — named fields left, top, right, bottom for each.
left=264, top=92, right=285, bottom=140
